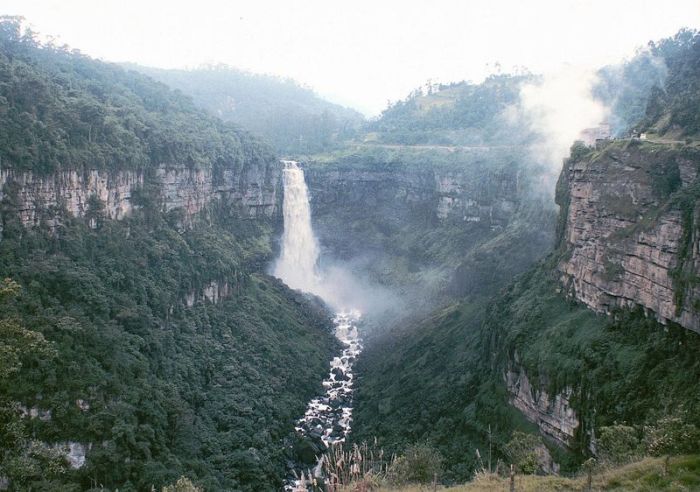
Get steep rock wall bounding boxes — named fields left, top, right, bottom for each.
left=304, top=157, right=522, bottom=265
left=557, top=143, right=700, bottom=333
left=0, top=162, right=281, bottom=230
left=302, top=151, right=553, bottom=307
left=305, top=164, right=519, bottom=234
left=505, top=364, right=579, bottom=448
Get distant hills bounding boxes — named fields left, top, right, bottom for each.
left=366, top=74, right=534, bottom=146
left=127, top=64, right=365, bottom=155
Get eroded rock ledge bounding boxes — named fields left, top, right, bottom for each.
left=0, top=162, right=281, bottom=230
left=505, top=364, right=579, bottom=448
left=557, top=143, right=700, bottom=333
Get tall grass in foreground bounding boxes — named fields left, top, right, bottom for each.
left=292, top=440, right=396, bottom=492
left=324, top=441, right=395, bottom=491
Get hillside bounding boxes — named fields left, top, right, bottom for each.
left=0, top=17, right=338, bottom=491
left=366, top=74, right=534, bottom=146
left=347, top=29, right=700, bottom=485
left=0, top=30, right=274, bottom=174
left=379, top=455, right=700, bottom=491
left=641, top=29, right=700, bottom=137
left=129, top=64, right=365, bottom=155
left=2, top=13, right=700, bottom=492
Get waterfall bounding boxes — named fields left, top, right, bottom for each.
left=274, top=160, right=364, bottom=490
left=273, top=160, right=322, bottom=295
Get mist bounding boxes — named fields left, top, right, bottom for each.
left=273, top=161, right=405, bottom=322
left=505, top=68, right=609, bottom=201
left=313, top=262, right=406, bottom=319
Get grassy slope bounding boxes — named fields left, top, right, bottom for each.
left=379, top=455, right=700, bottom=491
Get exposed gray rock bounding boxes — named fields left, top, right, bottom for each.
left=558, top=144, right=700, bottom=333
left=505, top=364, right=578, bottom=448
left=0, top=161, right=282, bottom=232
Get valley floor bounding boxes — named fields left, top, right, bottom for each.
left=376, top=455, right=700, bottom=491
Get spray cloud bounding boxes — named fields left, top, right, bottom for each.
left=274, top=161, right=400, bottom=317
left=509, top=67, right=609, bottom=199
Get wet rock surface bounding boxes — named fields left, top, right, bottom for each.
left=286, top=311, right=362, bottom=490
left=296, top=311, right=362, bottom=446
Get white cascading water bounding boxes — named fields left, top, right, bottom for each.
left=273, top=160, right=363, bottom=491
left=273, top=160, right=322, bottom=294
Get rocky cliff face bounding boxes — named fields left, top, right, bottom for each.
left=0, top=162, right=282, bottom=231
left=557, top=142, right=700, bottom=333
left=505, top=363, right=579, bottom=448
left=302, top=151, right=553, bottom=308
left=305, top=162, right=519, bottom=234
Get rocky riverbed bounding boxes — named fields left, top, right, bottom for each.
left=286, top=310, right=363, bottom=489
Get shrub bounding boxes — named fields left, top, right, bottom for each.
left=597, top=425, right=642, bottom=465
left=503, top=431, right=542, bottom=475
left=387, top=443, right=443, bottom=484
left=162, top=477, right=203, bottom=492
left=644, top=413, right=700, bottom=456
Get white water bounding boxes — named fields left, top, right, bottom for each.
left=273, top=160, right=363, bottom=490
left=273, top=160, right=323, bottom=295
left=295, top=310, right=362, bottom=448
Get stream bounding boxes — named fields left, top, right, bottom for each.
left=286, top=310, right=363, bottom=490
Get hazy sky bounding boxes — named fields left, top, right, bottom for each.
left=5, top=0, right=700, bottom=114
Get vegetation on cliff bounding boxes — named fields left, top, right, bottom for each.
left=641, top=29, right=700, bottom=136
left=366, top=74, right=534, bottom=146
left=352, top=253, right=700, bottom=483
left=0, top=203, right=338, bottom=490
left=0, top=16, right=339, bottom=491
left=0, top=16, right=274, bottom=173
left=306, top=145, right=555, bottom=312
left=350, top=28, right=700, bottom=486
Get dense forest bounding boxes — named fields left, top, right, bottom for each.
left=641, top=29, right=700, bottom=135
left=1, top=10, right=700, bottom=491
left=0, top=17, right=338, bottom=491
left=595, top=28, right=700, bottom=137
left=366, top=74, right=535, bottom=146
left=0, top=17, right=273, bottom=174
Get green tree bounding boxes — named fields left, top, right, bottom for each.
left=597, top=425, right=641, bottom=465
left=644, top=411, right=700, bottom=456
left=0, top=278, right=62, bottom=488
left=388, top=443, right=443, bottom=484
left=503, top=431, right=542, bottom=475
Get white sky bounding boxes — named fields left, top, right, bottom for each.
left=4, top=0, right=700, bottom=115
